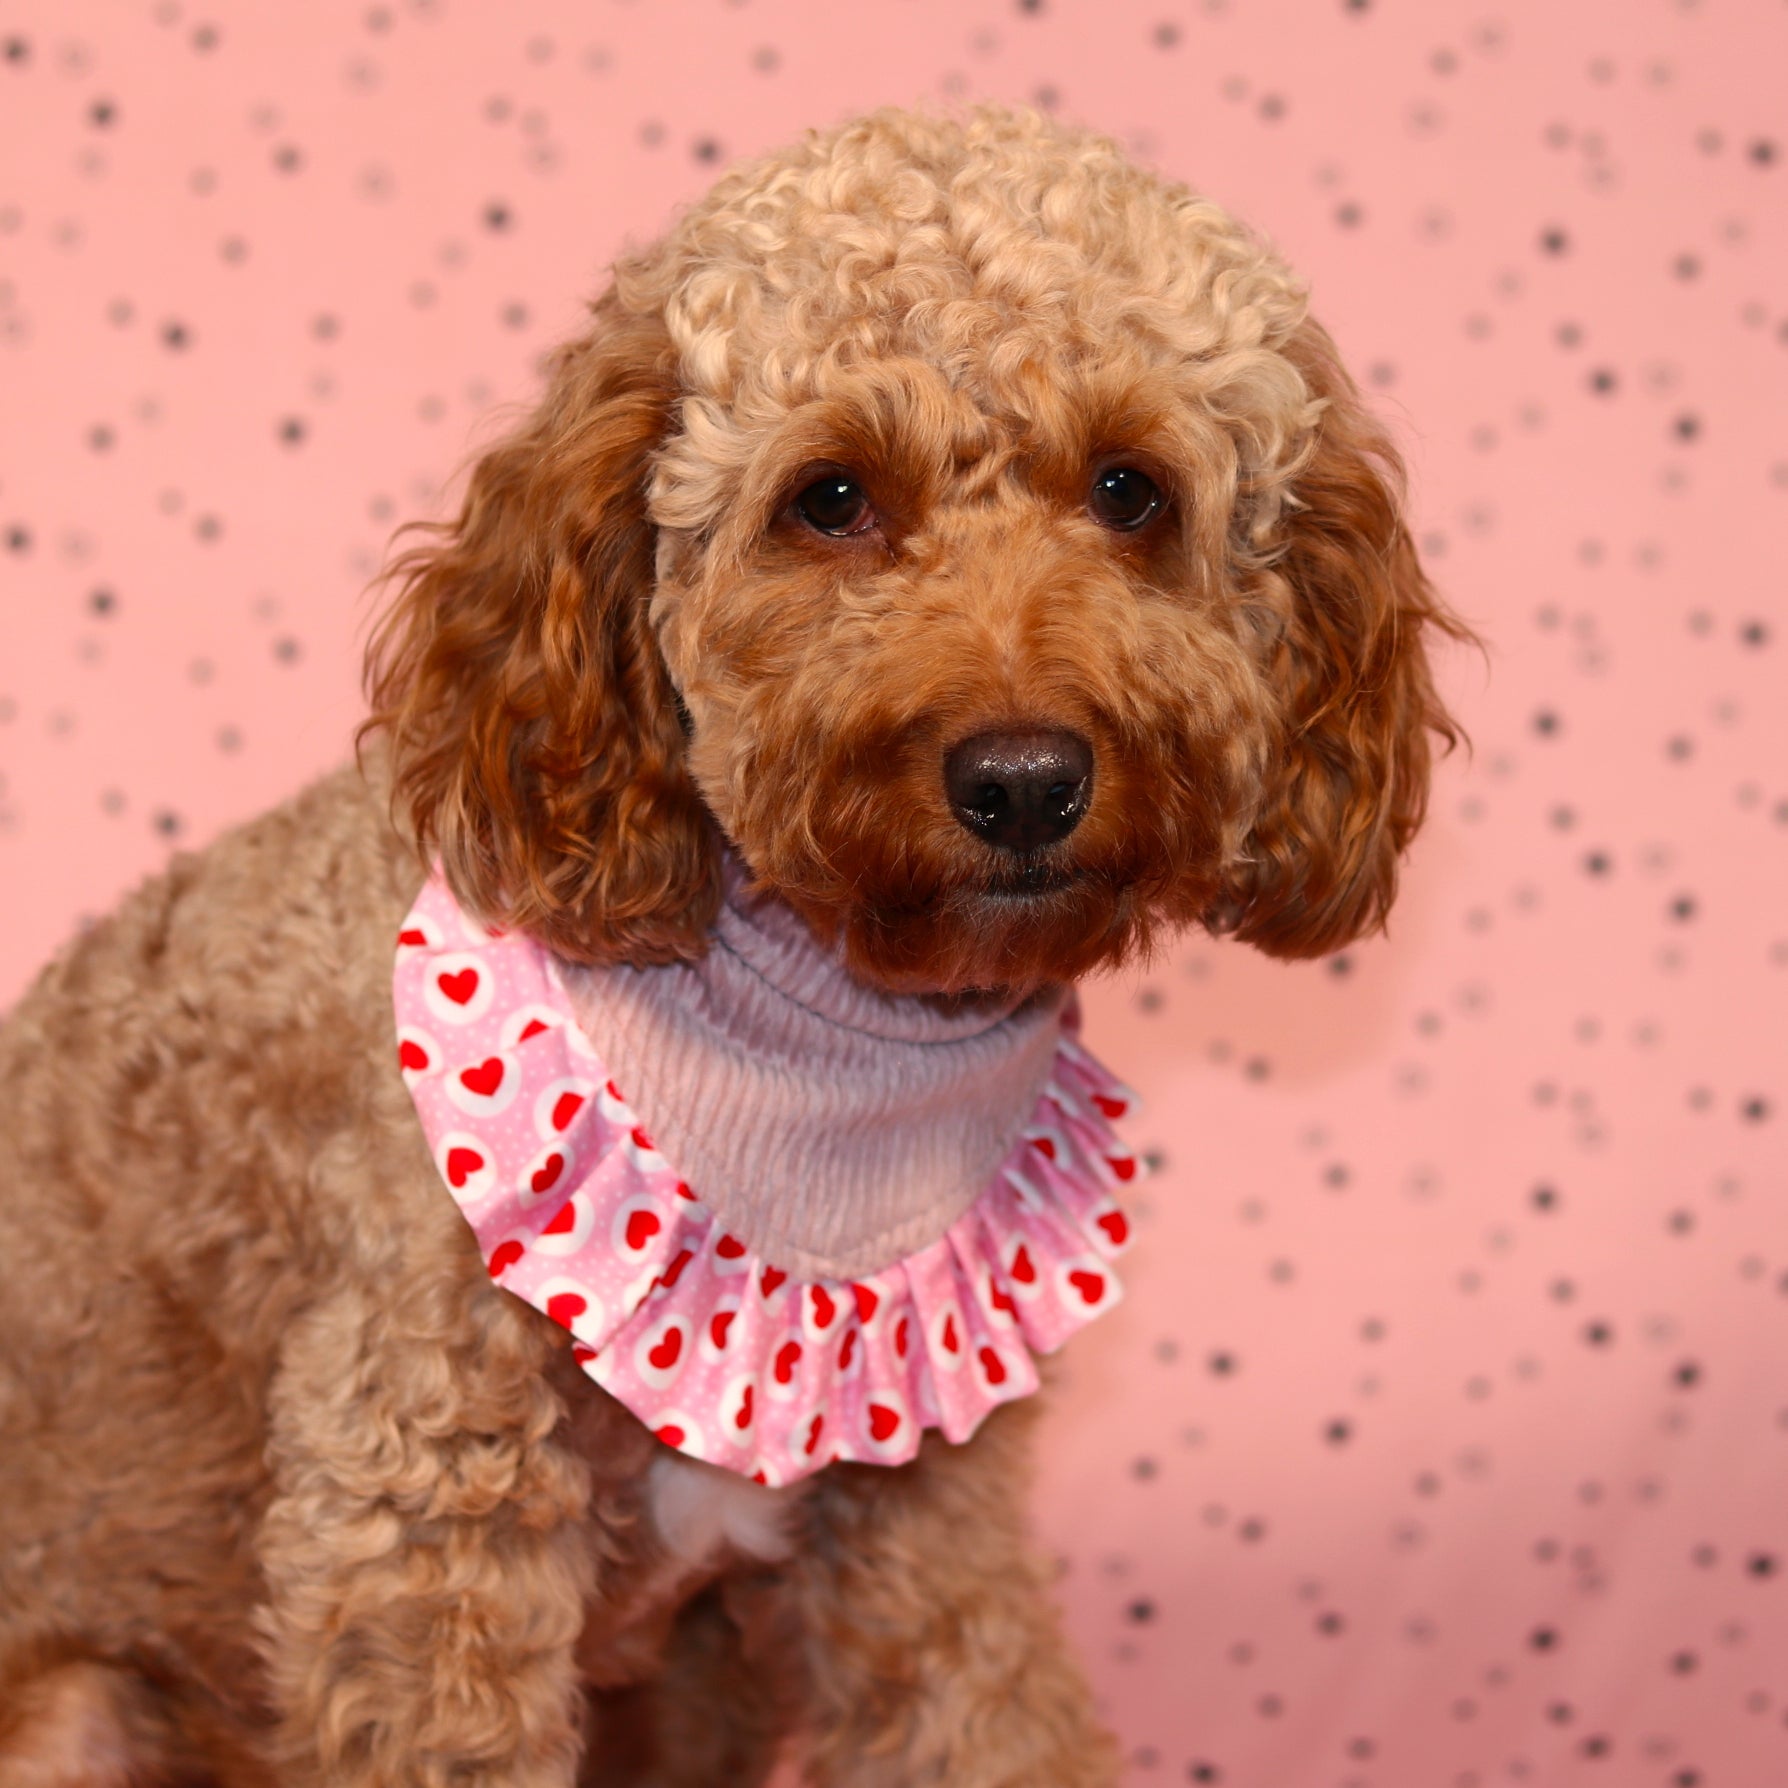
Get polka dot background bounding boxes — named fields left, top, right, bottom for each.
left=1, top=2, right=1784, bottom=1784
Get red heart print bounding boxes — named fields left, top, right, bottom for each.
left=773, top=1340, right=802, bottom=1385
left=542, top=1201, right=577, bottom=1237
left=439, top=968, right=478, bottom=1005
left=734, top=1385, right=754, bottom=1431
left=1093, top=1093, right=1128, bottom=1118
left=630, top=1125, right=655, bottom=1152
left=675, top=1180, right=696, bottom=1202
left=1030, top=1135, right=1057, bottom=1161
left=710, top=1308, right=734, bottom=1350
left=655, top=1422, right=685, bottom=1447
left=1011, top=1246, right=1036, bottom=1285
left=487, top=1239, right=523, bottom=1277
left=460, top=1057, right=504, bottom=1097
left=398, top=926, right=426, bottom=947
left=572, top=1342, right=595, bottom=1365
left=648, top=1327, right=682, bottom=1370
left=894, top=1316, right=909, bottom=1358
left=398, top=1038, right=429, bottom=1072
left=868, top=1403, right=900, bottom=1442
left=1107, top=1154, right=1137, bottom=1182
left=838, top=1328, right=856, bottom=1371
left=989, top=1280, right=1016, bottom=1318
left=605, top=1079, right=624, bottom=1099
left=809, top=1285, right=837, bottom=1330
left=760, top=1266, right=787, bottom=1299
left=658, top=1248, right=693, bottom=1290
left=518, top=1017, right=548, bottom=1042
left=445, top=1145, right=484, bottom=1189
left=1068, top=1269, right=1105, bottom=1305
left=716, top=1233, right=747, bottom=1260
left=941, top=1313, right=960, bottom=1354
left=1097, top=1210, right=1130, bottom=1246
left=979, top=1346, right=1008, bottom=1386
left=852, top=1283, right=879, bottom=1324
left=804, top=1413, right=824, bottom=1456
left=530, top=1154, right=564, bottom=1194
left=546, top=1291, right=586, bottom=1329
left=551, top=1091, right=584, bottom=1132
left=624, top=1208, right=661, bottom=1252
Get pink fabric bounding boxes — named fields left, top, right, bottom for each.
left=394, top=870, right=1139, bottom=1487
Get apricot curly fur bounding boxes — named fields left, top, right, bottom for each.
left=1, top=103, right=1465, bottom=1785
left=363, top=307, right=719, bottom=968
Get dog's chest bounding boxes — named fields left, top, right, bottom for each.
left=551, top=1353, right=803, bottom=1577
left=572, top=1442, right=806, bottom=1690
left=645, top=1449, right=800, bottom=1572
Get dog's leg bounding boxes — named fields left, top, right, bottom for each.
left=791, top=1402, right=1120, bottom=1788
left=257, top=1278, right=595, bottom=1788
left=0, top=1639, right=277, bottom=1788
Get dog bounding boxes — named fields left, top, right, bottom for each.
left=0, top=105, right=1462, bottom=1786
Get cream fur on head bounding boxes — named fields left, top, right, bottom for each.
left=0, top=103, right=1463, bottom=1787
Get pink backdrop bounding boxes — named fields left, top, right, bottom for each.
left=3, top=2, right=1786, bottom=1782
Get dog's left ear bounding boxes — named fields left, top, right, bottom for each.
left=363, top=296, right=719, bottom=965
left=1216, top=319, right=1468, bottom=959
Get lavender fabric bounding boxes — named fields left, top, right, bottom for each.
left=561, top=867, right=1068, bottom=1281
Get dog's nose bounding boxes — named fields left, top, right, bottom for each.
left=944, top=730, right=1094, bottom=853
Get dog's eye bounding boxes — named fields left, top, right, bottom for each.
left=1088, top=466, right=1162, bottom=531
left=793, top=475, right=875, bottom=538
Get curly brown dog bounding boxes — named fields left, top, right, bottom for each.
left=0, top=106, right=1461, bottom=1786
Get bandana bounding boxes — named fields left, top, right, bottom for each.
left=394, top=869, right=1139, bottom=1487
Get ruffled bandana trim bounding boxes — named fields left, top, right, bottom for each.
left=394, top=871, right=1141, bottom=1487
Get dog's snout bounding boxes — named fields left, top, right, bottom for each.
left=944, top=730, right=1094, bottom=853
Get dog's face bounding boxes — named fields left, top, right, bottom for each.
left=368, top=108, right=1460, bottom=996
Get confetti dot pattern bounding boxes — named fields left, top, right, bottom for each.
left=1, top=3, right=1784, bottom=1783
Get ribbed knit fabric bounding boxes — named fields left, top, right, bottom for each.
left=395, top=865, right=1140, bottom=1482
left=559, top=864, right=1068, bottom=1282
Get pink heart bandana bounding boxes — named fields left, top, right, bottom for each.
left=394, top=870, right=1140, bottom=1487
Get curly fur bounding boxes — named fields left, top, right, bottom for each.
left=0, top=105, right=1463, bottom=1785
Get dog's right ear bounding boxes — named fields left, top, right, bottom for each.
left=363, top=296, right=719, bottom=965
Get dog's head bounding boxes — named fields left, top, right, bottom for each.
left=366, top=106, right=1464, bottom=997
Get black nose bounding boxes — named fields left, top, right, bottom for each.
left=944, top=730, right=1094, bottom=853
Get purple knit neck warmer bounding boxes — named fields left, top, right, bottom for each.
left=560, top=866, right=1068, bottom=1281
